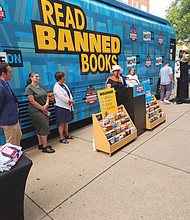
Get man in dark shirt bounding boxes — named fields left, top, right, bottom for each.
left=0, top=63, right=22, bottom=146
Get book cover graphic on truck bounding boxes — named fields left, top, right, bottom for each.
left=158, top=32, right=164, bottom=45
left=84, top=85, right=98, bottom=105
left=146, top=54, right=152, bottom=68
left=0, top=5, right=5, bottom=21
left=130, top=24, right=138, bottom=41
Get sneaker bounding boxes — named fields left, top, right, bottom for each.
left=164, top=100, right=170, bottom=104
left=160, top=100, right=163, bottom=104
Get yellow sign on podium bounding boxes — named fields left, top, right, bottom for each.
left=97, top=88, right=118, bottom=118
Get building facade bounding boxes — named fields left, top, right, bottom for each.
left=119, top=0, right=150, bottom=12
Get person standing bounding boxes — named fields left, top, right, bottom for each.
left=105, top=64, right=127, bottom=90
left=0, top=62, right=22, bottom=146
left=25, top=72, right=55, bottom=153
left=53, top=71, right=74, bottom=144
left=125, top=68, right=139, bottom=87
left=159, top=61, right=174, bottom=104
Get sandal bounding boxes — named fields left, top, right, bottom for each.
left=59, top=138, right=69, bottom=144
left=65, top=134, right=74, bottom=139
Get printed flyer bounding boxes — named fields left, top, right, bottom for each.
left=97, top=88, right=118, bottom=118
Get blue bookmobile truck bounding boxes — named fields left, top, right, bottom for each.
left=0, top=0, right=176, bottom=146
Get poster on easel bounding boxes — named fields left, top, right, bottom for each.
left=97, top=88, right=118, bottom=119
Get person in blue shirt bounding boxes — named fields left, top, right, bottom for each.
left=0, top=63, right=22, bottom=146
left=159, top=61, right=174, bottom=104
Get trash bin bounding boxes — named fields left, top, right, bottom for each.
left=176, top=77, right=189, bottom=102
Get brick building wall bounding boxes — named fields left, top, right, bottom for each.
left=119, top=0, right=150, bottom=12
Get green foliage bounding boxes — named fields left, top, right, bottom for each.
left=165, top=0, right=190, bottom=45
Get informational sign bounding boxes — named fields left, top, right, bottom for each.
left=97, top=88, right=118, bottom=118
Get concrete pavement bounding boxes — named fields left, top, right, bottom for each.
left=24, top=101, right=190, bottom=220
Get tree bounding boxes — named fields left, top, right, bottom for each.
left=165, top=0, right=190, bottom=46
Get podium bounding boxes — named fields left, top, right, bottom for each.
left=0, top=155, right=32, bottom=220
left=116, top=87, right=146, bottom=136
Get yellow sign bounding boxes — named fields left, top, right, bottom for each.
left=97, top=88, right=118, bottom=118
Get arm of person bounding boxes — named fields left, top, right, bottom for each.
left=54, top=84, right=72, bottom=105
left=168, top=67, right=174, bottom=83
left=105, top=77, right=111, bottom=89
left=169, top=74, right=174, bottom=83
left=0, top=87, right=5, bottom=113
left=65, top=84, right=74, bottom=106
left=135, top=75, right=140, bottom=83
left=43, top=95, right=49, bottom=111
left=27, top=95, right=48, bottom=115
left=106, top=83, right=112, bottom=89
left=68, top=99, right=75, bottom=106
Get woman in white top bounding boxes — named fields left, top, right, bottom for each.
left=126, top=68, right=139, bottom=87
left=53, top=71, right=74, bottom=144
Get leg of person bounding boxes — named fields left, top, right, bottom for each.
left=64, top=123, right=69, bottom=138
left=41, top=135, right=55, bottom=153
left=37, top=134, right=43, bottom=150
left=65, top=124, right=74, bottom=139
left=160, top=85, right=165, bottom=103
left=59, top=123, right=69, bottom=144
left=31, top=112, right=54, bottom=153
left=37, top=134, right=42, bottom=145
left=55, top=107, right=69, bottom=144
left=65, top=111, right=74, bottom=139
left=2, top=122, right=22, bottom=146
left=164, top=83, right=172, bottom=104
left=165, top=83, right=172, bottom=100
left=15, top=121, right=22, bottom=146
left=40, top=135, right=48, bottom=147
left=58, top=123, right=65, bottom=140
left=2, top=125, right=14, bottom=144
